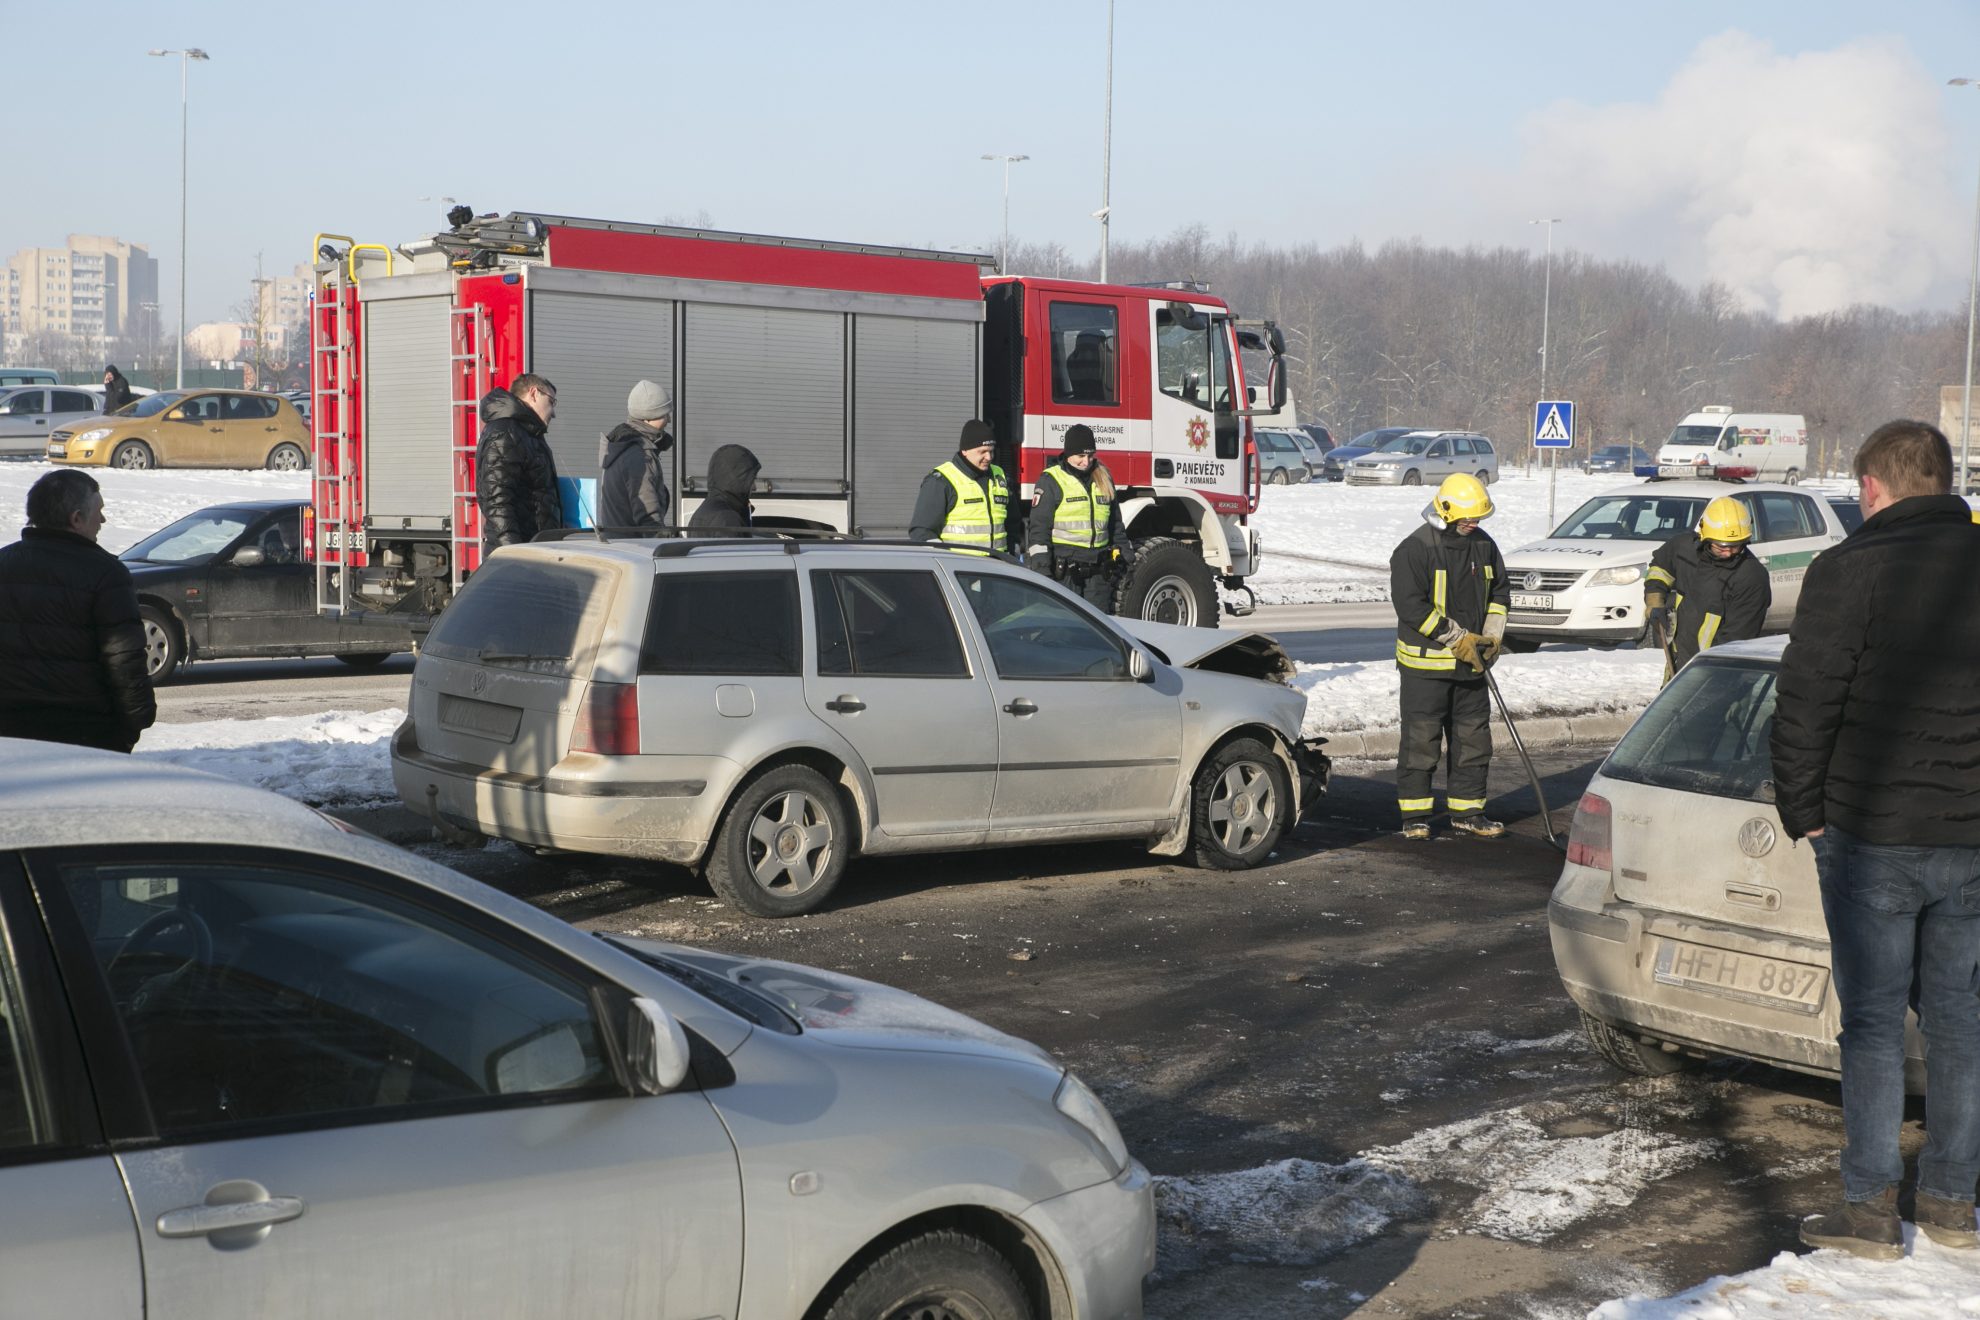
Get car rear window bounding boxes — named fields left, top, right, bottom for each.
left=427, top=557, right=619, bottom=673
left=1603, top=659, right=1776, bottom=801
left=642, top=571, right=799, bottom=676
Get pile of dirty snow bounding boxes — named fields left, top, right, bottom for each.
left=136, top=709, right=400, bottom=807
left=1593, top=1237, right=1980, bottom=1317
left=1293, top=647, right=1663, bottom=736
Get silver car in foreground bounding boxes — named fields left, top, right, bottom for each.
left=394, top=538, right=1329, bottom=917
left=0, top=740, right=1154, bottom=1319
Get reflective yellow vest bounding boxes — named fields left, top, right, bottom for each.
left=936, top=461, right=1009, bottom=553
left=1044, top=464, right=1112, bottom=550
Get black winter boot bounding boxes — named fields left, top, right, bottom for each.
left=1799, top=1186, right=1903, bottom=1261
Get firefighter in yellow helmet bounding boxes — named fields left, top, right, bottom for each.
left=1390, top=473, right=1510, bottom=840
left=1643, top=494, right=1772, bottom=682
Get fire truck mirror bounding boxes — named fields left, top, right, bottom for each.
left=1270, top=359, right=1288, bottom=412
left=1166, top=302, right=1206, bottom=332
left=1267, top=325, right=1286, bottom=356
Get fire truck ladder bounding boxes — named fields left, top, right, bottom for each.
left=311, top=249, right=356, bottom=616
left=450, top=302, right=492, bottom=592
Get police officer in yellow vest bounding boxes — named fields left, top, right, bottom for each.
left=910, top=419, right=1012, bottom=554
left=1025, top=424, right=1131, bottom=609
left=1390, top=473, right=1511, bottom=841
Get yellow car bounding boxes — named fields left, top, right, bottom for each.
left=48, top=389, right=311, bottom=471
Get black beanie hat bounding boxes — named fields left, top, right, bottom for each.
left=1062, top=424, right=1096, bottom=455
left=959, top=419, right=995, bottom=451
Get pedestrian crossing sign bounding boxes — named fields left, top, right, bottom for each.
left=1533, top=400, right=1574, bottom=448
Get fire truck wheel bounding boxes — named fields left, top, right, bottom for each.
left=1115, top=538, right=1218, bottom=628
left=140, top=605, right=182, bottom=683
left=111, top=440, right=154, bottom=471
left=265, top=442, right=310, bottom=472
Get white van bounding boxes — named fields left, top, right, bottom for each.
left=1655, top=406, right=1807, bottom=484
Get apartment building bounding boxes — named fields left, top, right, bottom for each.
left=1, top=235, right=160, bottom=341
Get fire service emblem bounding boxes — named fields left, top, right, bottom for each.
left=1187, top=417, right=1209, bottom=451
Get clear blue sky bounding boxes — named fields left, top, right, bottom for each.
left=11, top=0, right=1979, bottom=324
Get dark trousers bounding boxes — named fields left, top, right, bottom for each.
left=0, top=709, right=137, bottom=754
left=1057, top=558, right=1119, bottom=613
left=1396, top=671, right=1491, bottom=819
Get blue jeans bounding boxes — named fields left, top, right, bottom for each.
left=1814, top=826, right=1980, bottom=1203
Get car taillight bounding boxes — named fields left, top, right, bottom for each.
left=300, top=503, right=315, bottom=564
left=570, top=682, right=640, bottom=755
left=1565, top=791, right=1612, bottom=872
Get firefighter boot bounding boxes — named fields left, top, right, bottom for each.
left=1449, top=815, right=1506, bottom=839
left=1799, top=1186, right=1903, bottom=1261
left=1401, top=821, right=1431, bottom=841
left=1915, top=1193, right=1979, bottom=1249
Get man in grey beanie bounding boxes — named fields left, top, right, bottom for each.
left=598, top=379, right=675, bottom=530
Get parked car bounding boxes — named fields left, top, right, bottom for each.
left=1499, top=481, right=1847, bottom=649
left=0, top=739, right=1156, bottom=1318
left=1343, top=430, right=1499, bottom=487
left=0, top=385, right=107, bottom=457
left=1298, top=423, right=1335, bottom=454
left=1286, top=427, right=1329, bottom=477
left=1319, top=425, right=1422, bottom=482
left=121, top=499, right=413, bottom=681
left=1547, top=637, right=1908, bottom=1086
left=0, top=366, right=58, bottom=387
left=1826, top=496, right=1864, bottom=534
left=1256, top=428, right=1312, bottom=484
left=1584, top=444, right=1652, bottom=475
left=394, top=537, right=1329, bottom=917
left=47, top=388, right=311, bottom=471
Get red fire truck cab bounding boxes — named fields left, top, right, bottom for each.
left=308, top=211, right=1283, bottom=627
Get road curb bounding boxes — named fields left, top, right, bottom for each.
left=1311, top=708, right=1644, bottom=760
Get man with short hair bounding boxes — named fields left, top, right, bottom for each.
left=1026, top=423, right=1130, bottom=609
left=0, top=469, right=155, bottom=752
left=475, top=372, right=563, bottom=557
left=1774, top=420, right=1980, bottom=1260
left=909, top=420, right=1012, bottom=553
left=598, top=379, right=675, bottom=531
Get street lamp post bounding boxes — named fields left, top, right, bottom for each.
left=1099, top=0, right=1114, bottom=282
left=1951, top=79, right=1980, bottom=494
left=980, top=153, right=1028, bottom=276
left=149, top=46, right=209, bottom=390
left=1530, top=216, right=1563, bottom=523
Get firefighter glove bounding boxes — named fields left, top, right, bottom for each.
left=1481, top=613, right=1506, bottom=644
left=1449, top=631, right=1487, bottom=671
left=1479, top=634, right=1504, bottom=667
left=1647, top=604, right=1671, bottom=636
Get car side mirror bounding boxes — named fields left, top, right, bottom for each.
left=165, top=407, right=186, bottom=421
left=626, top=996, right=692, bottom=1095
left=230, top=546, right=266, bottom=568
left=1129, top=648, right=1153, bottom=682
left=491, top=1022, right=591, bottom=1095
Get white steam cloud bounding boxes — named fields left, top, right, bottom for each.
left=1508, top=32, right=1966, bottom=319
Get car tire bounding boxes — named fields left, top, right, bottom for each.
left=822, top=1231, right=1032, bottom=1320
left=1114, top=537, right=1218, bottom=627
left=1476, top=470, right=1492, bottom=485
left=1188, top=736, right=1291, bottom=870
left=1580, top=1011, right=1696, bottom=1076
left=111, top=440, right=155, bottom=471
left=266, top=442, right=309, bottom=472
left=1784, top=467, right=1800, bottom=486
left=336, top=652, right=394, bottom=668
left=705, top=763, right=850, bottom=918
left=139, top=605, right=182, bottom=683
left=1402, top=469, right=1422, bottom=486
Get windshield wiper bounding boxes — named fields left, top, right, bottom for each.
left=475, top=649, right=569, bottom=663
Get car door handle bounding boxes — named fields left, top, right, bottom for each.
left=1002, top=698, right=1038, bottom=716
left=157, top=1194, right=306, bottom=1239
left=824, top=696, right=865, bottom=714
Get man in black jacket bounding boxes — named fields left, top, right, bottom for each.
left=688, top=445, right=760, bottom=537
left=1643, top=494, right=1771, bottom=681
left=1026, top=424, right=1130, bottom=609
left=1773, top=420, right=1980, bottom=1260
left=909, top=420, right=1012, bottom=553
left=0, top=470, right=155, bottom=752
left=1390, top=473, right=1510, bottom=840
left=475, top=374, right=563, bottom=557
left=101, top=365, right=135, bottom=415
left=598, top=379, right=674, bottom=530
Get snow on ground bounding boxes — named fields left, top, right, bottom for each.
left=0, top=460, right=308, bottom=553
left=136, top=709, right=400, bottom=808
left=1294, top=646, right=1663, bottom=736
left=1593, top=1238, right=1980, bottom=1317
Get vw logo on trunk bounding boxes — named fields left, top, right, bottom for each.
left=470, top=671, right=489, bottom=695
left=1738, top=818, right=1777, bottom=858
left=1522, top=571, right=1543, bottom=591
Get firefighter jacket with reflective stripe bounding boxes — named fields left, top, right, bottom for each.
left=1390, top=521, right=1508, bottom=679
left=1644, top=534, right=1770, bottom=668
left=1038, top=462, right=1121, bottom=553
left=933, top=460, right=1009, bottom=552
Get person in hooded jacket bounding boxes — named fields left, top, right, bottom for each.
left=474, top=373, right=563, bottom=557
left=909, top=419, right=1012, bottom=553
left=1642, top=494, right=1771, bottom=682
left=688, top=445, right=760, bottom=537
left=0, top=469, right=155, bottom=752
left=1025, top=424, right=1130, bottom=609
left=598, top=380, right=675, bottom=530
left=101, top=365, right=135, bottom=415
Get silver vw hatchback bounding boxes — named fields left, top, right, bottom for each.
left=0, top=740, right=1153, bottom=1319
left=394, top=538, right=1327, bottom=917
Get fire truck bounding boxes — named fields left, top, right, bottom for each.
left=306, top=210, right=1285, bottom=628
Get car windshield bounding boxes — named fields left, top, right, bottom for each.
left=1603, top=659, right=1777, bottom=801
left=120, top=508, right=256, bottom=564
left=1666, top=424, right=1725, bottom=447
left=1375, top=433, right=1433, bottom=455
left=127, top=391, right=186, bottom=418
left=1551, top=495, right=1705, bottom=541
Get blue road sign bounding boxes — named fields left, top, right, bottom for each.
left=1533, top=400, right=1574, bottom=448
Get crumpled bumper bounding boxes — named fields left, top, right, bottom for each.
left=1293, top=737, right=1331, bottom=815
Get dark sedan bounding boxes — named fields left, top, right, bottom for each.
left=121, top=499, right=415, bottom=681
left=1321, top=426, right=1423, bottom=482
left=1584, top=444, right=1653, bottom=474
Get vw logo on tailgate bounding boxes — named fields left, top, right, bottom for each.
left=1738, top=818, right=1777, bottom=858
left=470, top=670, right=489, bottom=695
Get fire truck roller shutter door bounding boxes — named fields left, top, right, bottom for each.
left=684, top=304, right=845, bottom=509
left=852, top=316, right=978, bottom=536
left=360, top=292, right=455, bottom=521
left=527, top=290, right=676, bottom=485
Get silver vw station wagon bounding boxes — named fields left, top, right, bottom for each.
left=394, top=538, right=1328, bottom=917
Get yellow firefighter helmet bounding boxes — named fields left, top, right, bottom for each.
left=1433, top=472, right=1494, bottom=522
left=1698, top=495, right=1754, bottom=544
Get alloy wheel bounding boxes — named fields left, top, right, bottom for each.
left=1208, top=760, right=1277, bottom=855
left=746, top=790, right=835, bottom=896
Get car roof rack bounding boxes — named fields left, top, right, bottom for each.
left=528, top=526, right=1018, bottom=563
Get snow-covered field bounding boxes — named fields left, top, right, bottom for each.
left=1294, top=648, right=1661, bottom=736
left=1595, top=1240, right=1980, bottom=1317
left=0, top=460, right=309, bottom=553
